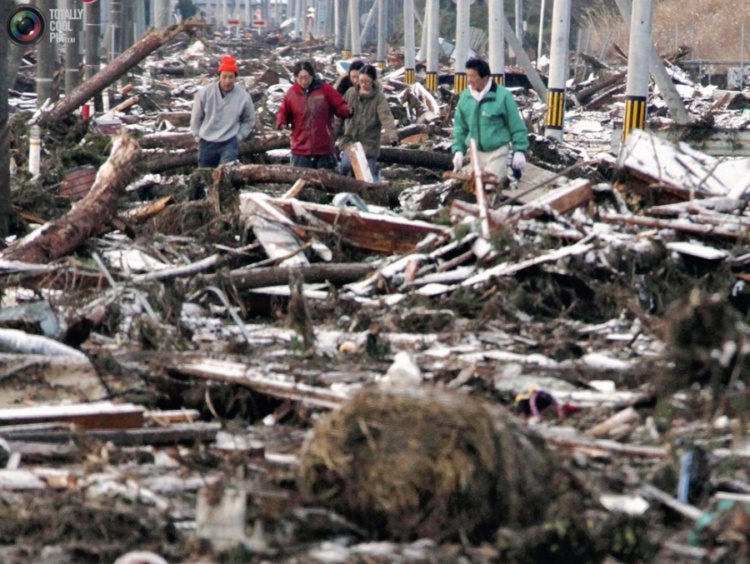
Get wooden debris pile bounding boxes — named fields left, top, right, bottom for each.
left=3, top=22, right=750, bottom=563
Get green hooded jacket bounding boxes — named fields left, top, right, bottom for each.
left=451, top=82, right=529, bottom=155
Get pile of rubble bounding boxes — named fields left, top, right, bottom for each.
left=3, top=23, right=750, bottom=563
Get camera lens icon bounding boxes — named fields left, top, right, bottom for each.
left=7, top=6, right=46, bottom=46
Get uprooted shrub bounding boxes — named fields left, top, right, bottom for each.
left=297, top=387, right=561, bottom=542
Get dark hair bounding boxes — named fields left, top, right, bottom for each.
left=466, top=58, right=491, bottom=78
left=293, top=61, right=315, bottom=77
left=349, top=60, right=365, bottom=75
left=359, top=64, right=378, bottom=83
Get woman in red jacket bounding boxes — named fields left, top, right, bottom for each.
left=276, top=61, right=352, bottom=170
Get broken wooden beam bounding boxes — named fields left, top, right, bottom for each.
left=267, top=197, right=451, bottom=254
left=378, top=147, right=453, bottom=170
left=2, top=422, right=221, bottom=446
left=0, top=402, right=144, bottom=430
left=600, top=212, right=750, bottom=241
left=345, top=142, right=374, bottom=182
left=1, top=135, right=139, bottom=263
left=223, top=164, right=378, bottom=195
left=468, top=139, right=491, bottom=239
left=509, top=178, right=594, bottom=219
left=202, top=262, right=377, bottom=291
left=37, top=22, right=197, bottom=123
left=145, top=134, right=291, bottom=174
left=170, top=358, right=349, bottom=410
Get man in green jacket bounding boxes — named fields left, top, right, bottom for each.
left=451, top=58, right=529, bottom=180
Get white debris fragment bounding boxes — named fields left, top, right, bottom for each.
left=378, top=351, right=422, bottom=388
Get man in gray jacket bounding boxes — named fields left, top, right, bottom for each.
left=191, top=55, right=256, bottom=167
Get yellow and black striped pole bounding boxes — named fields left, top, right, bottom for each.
left=426, top=72, right=438, bottom=92
left=545, top=88, right=565, bottom=132
left=343, top=49, right=351, bottom=59
left=376, top=61, right=385, bottom=71
left=623, top=95, right=647, bottom=139
left=454, top=73, right=466, bottom=93
left=622, top=0, right=654, bottom=141
left=425, top=0, right=439, bottom=93
left=403, top=0, right=416, bottom=87
left=544, top=0, right=571, bottom=140
left=454, top=0, right=470, bottom=94
left=492, top=74, right=504, bottom=86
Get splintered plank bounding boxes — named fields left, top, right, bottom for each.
left=171, top=358, right=348, bottom=410
left=345, top=142, right=374, bottom=182
left=269, top=198, right=450, bottom=254
left=0, top=402, right=144, bottom=430
left=0, top=422, right=221, bottom=446
left=511, top=178, right=593, bottom=219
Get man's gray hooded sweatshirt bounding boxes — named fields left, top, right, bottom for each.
left=191, top=82, right=256, bottom=143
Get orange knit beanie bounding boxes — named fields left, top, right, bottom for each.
left=218, top=56, right=239, bottom=75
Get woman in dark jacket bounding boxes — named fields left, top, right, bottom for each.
left=277, top=61, right=352, bottom=170
left=339, top=65, right=398, bottom=179
left=335, top=60, right=364, bottom=96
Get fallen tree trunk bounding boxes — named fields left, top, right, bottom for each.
left=1, top=136, right=139, bottom=263
left=378, top=147, right=453, bottom=170
left=146, top=134, right=291, bottom=173
left=203, top=262, right=377, bottom=291
left=222, top=164, right=377, bottom=194
left=37, top=22, right=195, bottom=123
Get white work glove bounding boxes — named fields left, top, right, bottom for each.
left=452, top=151, right=464, bottom=172
left=511, top=151, right=526, bottom=172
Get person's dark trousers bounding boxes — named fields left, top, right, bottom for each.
left=291, top=154, right=337, bottom=170
left=198, top=138, right=239, bottom=167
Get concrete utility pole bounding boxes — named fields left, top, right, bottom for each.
left=615, top=0, right=690, bottom=127
left=453, top=0, right=470, bottom=92
left=153, top=0, right=170, bottom=28
left=403, top=0, right=416, bottom=84
left=294, top=0, right=303, bottom=38
left=64, top=0, right=82, bottom=94
left=425, top=0, right=439, bottom=91
left=349, top=0, right=361, bottom=57
left=545, top=0, right=571, bottom=140
left=84, top=0, right=101, bottom=111
left=537, top=0, right=546, bottom=69
left=418, top=3, right=428, bottom=63
left=376, top=0, right=386, bottom=69
left=488, top=0, right=505, bottom=84
left=122, top=0, right=133, bottom=50
left=133, top=1, right=145, bottom=43
left=334, top=0, right=340, bottom=48
left=622, top=0, right=654, bottom=139
left=515, top=0, right=523, bottom=52
left=109, top=0, right=122, bottom=61
left=343, top=1, right=352, bottom=58
left=35, top=0, right=57, bottom=106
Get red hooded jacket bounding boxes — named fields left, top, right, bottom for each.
left=276, top=78, right=351, bottom=156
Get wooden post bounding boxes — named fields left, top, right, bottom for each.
left=468, top=139, right=491, bottom=239
left=345, top=142, right=374, bottom=182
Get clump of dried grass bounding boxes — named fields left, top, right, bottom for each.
left=660, top=289, right=750, bottom=397
left=585, top=0, right=750, bottom=65
left=298, top=387, right=557, bottom=541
